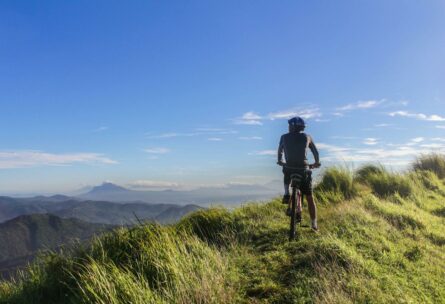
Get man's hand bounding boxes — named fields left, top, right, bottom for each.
left=313, top=162, right=321, bottom=168
left=277, top=160, right=284, bottom=166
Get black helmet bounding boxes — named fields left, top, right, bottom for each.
left=288, top=116, right=305, bottom=127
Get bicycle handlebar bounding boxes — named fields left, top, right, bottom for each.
left=277, top=162, right=321, bottom=170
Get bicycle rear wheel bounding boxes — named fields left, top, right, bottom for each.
left=289, top=187, right=297, bottom=240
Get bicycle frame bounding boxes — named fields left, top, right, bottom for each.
left=289, top=173, right=303, bottom=240
left=278, top=162, right=319, bottom=240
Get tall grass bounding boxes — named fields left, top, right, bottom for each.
left=315, top=167, right=358, bottom=203
left=356, top=164, right=413, bottom=197
left=1, top=224, right=236, bottom=304
left=413, top=153, right=445, bottom=179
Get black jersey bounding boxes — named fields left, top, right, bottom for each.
left=278, top=132, right=319, bottom=167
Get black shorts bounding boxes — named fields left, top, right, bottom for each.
left=283, top=168, right=313, bottom=195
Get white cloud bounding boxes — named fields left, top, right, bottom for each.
left=330, top=136, right=357, bottom=140
left=234, top=112, right=263, bottom=125
left=148, top=128, right=237, bottom=139
left=127, top=180, right=180, bottom=190
left=147, top=132, right=200, bottom=138
left=410, top=137, right=424, bottom=143
left=436, top=125, right=445, bottom=129
left=363, top=138, right=378, bottom=145
left=144, top=147, right=170, bottom=154
left=235, top=107, right=321, bottom=126
left=317, top=143, right=352, bottom=153
left=267, top=107, right=322, bottom=120
left=249, top=150, right=276, bottom=156
left=420, top=143, right=444, bottom=149
left=318, top=140, right=445, bottom=167
left=0, top=150, right=117, bottom=169
left=374, top=123, right=392, bottom=127
left=238, top=136, right=263, bottom=140
left=208, top=137, right=223, bottom=141
left=389, top=111, right=445, bottom=121
left=195, top=128, right=237, bottom=134
left=337, top=99, right=384, bottom=111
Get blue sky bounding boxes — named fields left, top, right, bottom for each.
left=1, top=1, right=444, bottom=194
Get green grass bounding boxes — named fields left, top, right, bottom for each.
left=413, top=153, right=445, bottom=179
left=1, top=154, right=445, bottom=303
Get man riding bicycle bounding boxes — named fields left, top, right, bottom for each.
left=277, top=116, right=321, bottom=231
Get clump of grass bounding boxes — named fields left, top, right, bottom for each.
left=355, top=164, right=385, bottom=182
left=413, top=153, right=445, bottom=179
left=177, top=207, right=235, bottom=245
left=75, top=225, right=235, bottom=304
left=315, top=167, right=358, bottom=203
left=356, top=165, right=413, bottom=198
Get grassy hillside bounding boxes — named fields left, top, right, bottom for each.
left=1, top=155, right=444, bottom=304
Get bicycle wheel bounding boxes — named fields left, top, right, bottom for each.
left=289, top=186, right=297, bottom=240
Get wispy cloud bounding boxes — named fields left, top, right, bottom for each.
left=249, top=150, right=276, bottom=156
left=436, top=125, right=445, bottom=129
left=363, top=138, right=378, bottom=145
left=195, top=128, right=237, bottom=134
left=411, top=137, right=424, bottom=143
left=239, top=136, right=263, bottom=140
left=148, top=132, right=200, bottom=138
left=208, top=137, right=223, bottom=141
left=234, top=112, right=263, bottom=125
left=267, top=107, right=321, bottom=120
left=374, top=123, right=392, bottom=127
left=127, top=180, right=180, bottom=190
left=317, top=143, right=352, bottom=153
left=318, top=139, right=445, bottom=167
left=389, top=111, right=445, bottom=121
left=0, top=150, right=117, bottom=169
left=144, top=147, right=171, bottom=154
left=337, top=99, right=384, bottom=111
left=234, top=107, right=321, bottom=126
left=93, top=126, right=109, bottom=132
left=148, top=128, right=237, bottom=139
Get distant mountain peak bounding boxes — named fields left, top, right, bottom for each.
left=87, top=182, right=130, bottom=194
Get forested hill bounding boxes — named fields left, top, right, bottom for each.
left=0, top=214, right=110, bottom=279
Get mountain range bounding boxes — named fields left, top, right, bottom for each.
left=78, top=181, right=280, bottom=205
left=0, top=195, right=202, bottom=225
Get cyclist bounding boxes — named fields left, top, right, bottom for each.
left=277, top=116, right=321, bottom=231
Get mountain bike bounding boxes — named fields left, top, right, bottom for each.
left=278, top=163, right=319, bottom=241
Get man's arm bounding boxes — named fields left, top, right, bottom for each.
left=277, top=135, right=284, bottom=164
left=308, top=136, right=320, bottom=165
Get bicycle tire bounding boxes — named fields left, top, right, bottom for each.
left=289, top=186, right=297, bottom=240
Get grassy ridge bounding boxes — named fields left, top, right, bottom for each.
left=1, top=155, right=445, bottom=303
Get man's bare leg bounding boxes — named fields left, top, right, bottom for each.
left=306, top=194, right=318, bottom=230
